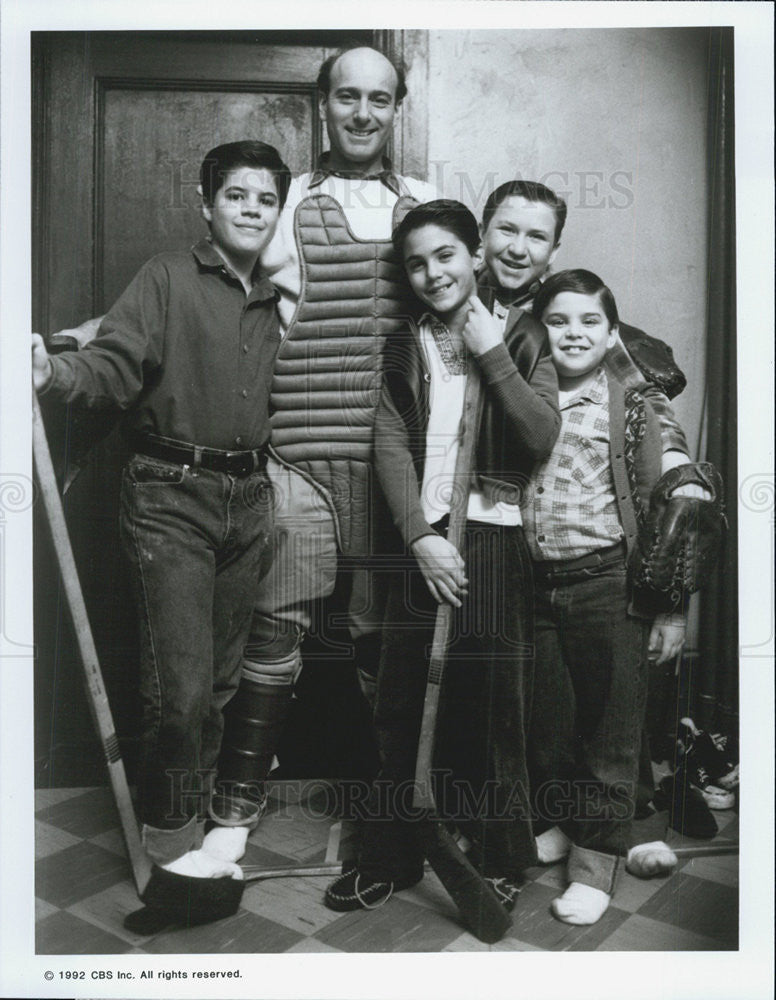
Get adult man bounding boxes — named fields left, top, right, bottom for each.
left=199, top=46, right=441, bottom=859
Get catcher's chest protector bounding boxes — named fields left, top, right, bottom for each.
left=270, top=192, right=418, bottom=555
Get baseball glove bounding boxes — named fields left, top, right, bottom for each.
left=620, top=325, right=687, bottom=400
left=633, top=462, right=726, bottom=606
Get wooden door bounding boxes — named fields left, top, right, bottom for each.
left=32, top=29, right=389, bottom=785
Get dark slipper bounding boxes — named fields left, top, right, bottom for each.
left=123, top=864, right=245, bottom=932
left=324, top=864, right=421, bottom=912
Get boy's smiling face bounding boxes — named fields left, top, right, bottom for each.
left=541, top=290, right=617, bottom=388
left=202, top=165, right=280, bottom=268
left=480, top=195, right=559, bottom=299
left=402, top=223, right=480, bottom=324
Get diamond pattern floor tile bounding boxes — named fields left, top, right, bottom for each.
left=35, top=787, right=122, bottom=839
left=504, top=881, right=629, bottom=951
left=239, top=873, right=340, bottom=935
left=36, top=910, right=134, bottom=955
left=36, top=841, right=130, bottom=909
left=68, top=879, right=163, bottom=947
left=636, top=872, right=738, bottom=948
left=597, top=912, right=727, bottom=951
left=140, top=907, right=304, bottom=954
left=32, top=785, right=740, bottom=955
left=314, top=896, right=463, bottom=952
left=35, top=819, right=82, bottom=859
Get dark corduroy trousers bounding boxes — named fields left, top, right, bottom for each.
left=358, top=521, right=537, bottom=883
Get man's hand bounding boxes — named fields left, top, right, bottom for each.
left=32, top=333, right=54, bottom=392
left=461, top=295, right=504, bottom=357
left=648, top=613, right=686, bottom=665
left=411, top=533, right=468, bottom=607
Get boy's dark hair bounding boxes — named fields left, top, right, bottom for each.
left=393, top=200, right=480, bottom=256
left=481, top=180, right=568, bottom=245
left=533, top=268, right=619, bottom=328
left=317, top=45, right=408, bottom=103
left=200, top=141, right=291, bottom=208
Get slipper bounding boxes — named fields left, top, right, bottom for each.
left=123, top=864, right=245, bottom=933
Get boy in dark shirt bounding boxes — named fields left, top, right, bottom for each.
left=32, top=140, right=290, bottom=921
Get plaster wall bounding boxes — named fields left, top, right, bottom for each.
left=426, top=27, right=711, bottom=456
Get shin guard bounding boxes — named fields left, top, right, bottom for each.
left=218, top=675, right=294, bottom=803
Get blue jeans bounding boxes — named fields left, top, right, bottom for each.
left=119, top=453, right=273, bottom=862
left=528, top=555, right=649, bottom=894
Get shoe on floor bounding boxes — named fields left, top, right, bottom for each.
left=677, top=754, right=735, bottom=810
left=323, top=864, right=421, bottom=912
left=484, top=876, right=523, bottom=912
left=678, top=718, right=739, bottom=790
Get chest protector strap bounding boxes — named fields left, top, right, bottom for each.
left=270, top=192, right=417, bottom=555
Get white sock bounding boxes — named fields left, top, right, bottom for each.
left=201, top=825, right=250, bottom=864
left=551, top=882, right=610, bottom=925
left=162, top=849, right=243, bottom=880
left=626, top=840, right=678, bottom=878
left=536, top=826, right=572, bottom=864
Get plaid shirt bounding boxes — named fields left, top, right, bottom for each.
left=523, top=366, right=624, bottom=560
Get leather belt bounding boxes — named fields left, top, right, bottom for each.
left=533, top=539, right=627, bottom=579
left=128, top=432, right=268, bottom=477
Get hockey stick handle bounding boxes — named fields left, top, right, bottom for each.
left=413, top=368, right=483, bottom=810
left=241, top=862, right=343, bottom=882
left=670, top=843, right=738, bottom=859
left=32, top=390, right=151, bottom=893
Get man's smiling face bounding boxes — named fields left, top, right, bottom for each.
left=480, top=195, right=560, bottom=299
left=319, top=47, right=400, bottom=175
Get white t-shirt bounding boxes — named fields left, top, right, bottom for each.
left=417, top=315, right=523, bottom=527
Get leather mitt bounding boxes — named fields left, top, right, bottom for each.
left=633, top=462, right=726, bottom=606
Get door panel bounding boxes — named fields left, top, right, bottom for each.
left=100, top=84, right=316, bottom=309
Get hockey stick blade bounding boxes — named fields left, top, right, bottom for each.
left=421, top=820, right=511, bottom=944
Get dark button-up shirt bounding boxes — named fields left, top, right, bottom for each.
left=46, top=240, right=280, bottom=451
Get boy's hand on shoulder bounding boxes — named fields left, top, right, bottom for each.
left=462, top=295, right=503, bottom=357
left=411, top=533, right=468, bottom=607
left=31, top=333, right=53, bottom=392
left=648, top=613, right=686, bottom=665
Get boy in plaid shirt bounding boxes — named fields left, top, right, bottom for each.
left=523, top=269, right=693, bottom=925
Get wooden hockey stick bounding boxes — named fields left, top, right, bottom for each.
left=411, top=367, right=512, bottom=945
left=32, top=390, right=152, bottom=894
left=669, top=843, right=739, bottom=860
left=241, top=861, right=343, bottom=882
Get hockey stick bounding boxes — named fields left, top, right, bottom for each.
left=669, top=843, right=739, bottom=860
left=411, top=367, right=512, bottom=945
left=241, top=862, right=343, bottom=882
left=32, top=390, right=152, bottom=894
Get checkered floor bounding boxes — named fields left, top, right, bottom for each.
left=35, top=781, right=738, bottom=954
